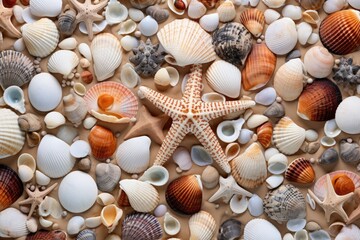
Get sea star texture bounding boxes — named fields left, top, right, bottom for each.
left=138, top=64, right=255, bottom=173
left=0, top=0, right=21, bottom=38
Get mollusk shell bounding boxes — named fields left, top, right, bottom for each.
left=26, top=230, right=66, bottom=240
left=244, top=218, right=281, bottom=240
left=88, top=125, right=117, bottom=161
left=218, top=219, right=242, bottom=240
left=339, top=139, right=360, bottom=164
left=348, top=0, right=360, bottom=9
left=319, top=10, right=360, bottom=55
left=0, top=164, right=23, bottom=211
left=239, top=8, right=265, bottom=37
left=257, top=122, right=273, bottom=149
left=138, top=165, right=169, bottom=187
left=96, top=163, right=121, bottom=192
left=63, top=90, right=88, bottom=126
left=217, top=0, right=236, bottom=22
left=296, top=0, right=325, bottom=10
left=331, top=173, right=355, bottom=196
left=285, top=158, right=315, bottom=184
left=304, top=46, right=334, bottom=79
left=189, top=211, right=216, bottom=240
left=262, top=0, right=286, bottom=8
left=0, top=208, right=35, bottom=238
left=101, top=204, right=123, bottom=233
left=335, top=96, right=360, bottom=134
left=164, top=212, right=181, bottom=236
left=47, top=50, right=79, bottom=77
left=76, top=229, right=96, bottom=240
left=29, top=0, right=62, bottom=17
left=58, top=7, right=77, bottom=36
left=121, top=212, right=163, bottom=240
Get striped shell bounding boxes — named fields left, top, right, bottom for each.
left=26, top=230, right=67, bottom=240
left=76, top=229, right=96, bottom=240
left=88, top=126, right=117, bottom=161
left=285, top=158, right=316, bottom=184
left=239, top=8, right=265, bottom=37
left=257, top=122, right=273, bottom=149
left=0, top=164, right=23, bottom=212
left=57, top=7, right=77, bottom=36
left=189, top=211, right=216, bottom=240
left=122, top=212, right=163, bottom=240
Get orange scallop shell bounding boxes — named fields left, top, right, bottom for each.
left=285, top=158, right=316, bottom=184
left=332, top=174, right=355, bottom=196
left=297, top=79, right=342, bottom=121
left=242, top=43, right=276, bottom=91
left=165, top=175, right=202, bottom=215
left=319, top=10, right=360, bottom=55
left=257, top=122, right=273, bottom=149
left=88, top=125, right=117, bottom=161
left=239, top=8, right=265, bottom=37
left=0, top=164, right=23, bottom=211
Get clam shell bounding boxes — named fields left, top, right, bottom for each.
left=244, top=218, right=281, bottom=240
left=26, top=230, right=66, bottom=240
left=29, top=0, right=61, bottom=17
left=218, top=219, right=242, bottom=240
left=266, top=175, right=284, bottom=189
left=335, top=96, right=360, bottom=134
left=257, top=122, right=273, bottom=149
left=96, top=163, right=121, bottom=192
left=302, top=10, right=321, bottom=26
left=199, top=13, right=219, bottom=32
left=47, top=50, right=79, bottom=77
left=67, top=216, right=85, bottom=235
left=268, top=153, right=288, bottom=175
left=262, top=0, right=286, bottom=8
left=217, top=0, right=236, bottom=22
left=105, top=0, right=128, bottom=25
left=172, top=147, right=192, bottom=170
left=88, top=125, right=117, bottom=161
left=201, top=165, right=219, bottom=189
left=239, top=8, right=265, bottom=37
left=0, top=208, right=35, bottom=238
left=138, top=16, right=158, bottom=36
left=323, top=0, right=347, bottom=14
left=58, top=7, right=77, bottom=36
left=191, top=145, right=213, bottom=166
left=44, top=111, right=66, bottom=129
left=138, top=165, right=169, bottom=186
left=120, top=63, right=140, bottom=88
left=296, top=0, right=325, bottom=10
left=101, top=204, right=123, bottom=233
left=187, top=0, right=206, bottom=19
left=121, top=212, right=163, bottom=240
left=0, top=164, right=23, bottom=211
left=282, top=5, right=302, bottom=20
left=264, top=9, right=280, bottom=24
left=58, top=37, right=77, bottom=50
left=164, top=212, right=181, bottom=236
left=189, top=211, right=216, bottom=240
left=63, top=90, right=88, bottom=126
left=339, top=139, right=360, bottom=164
left=255, top=87, right=276, bottom=106
left=120, top=35, right=139, bottom=51
left=297, top=22, right=312, bottom=45
left=304, top=46, right=334, bottom=78
left=166, top=175, right=203, bottom=215
left=285, top=158, right=315, bottom=184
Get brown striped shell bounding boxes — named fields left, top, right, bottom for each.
left=257, top=122, right=273, bottom=149
left=239, top=8, right=265, bottom=37
left=0, top=164, right=23, bottom=211
left=26, top=230, right=67, bottom=240
left=296, top=0, right=325, bottom=10
left=285, top=158, right=316, bottom=184
left=122, top=212, right=163, bottom=240
left=88, top=125, right=117, bottom=161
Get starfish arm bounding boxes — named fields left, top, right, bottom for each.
left=93, top=0, right=108, bottom=12
left=41, top=183, right=58, bottom=196
left=27, top=202, right=37, bottom=219
left=232, top=184, right=253, bottom=198
left=182, top=64, right=203, bottom=103
left=92, top=13, right=104, bottom=22
left=200, top=100, right=256, bottom=121
left=208, top=186, right=230, bottom=203
left=18, top=198, right=34, bottom=205
left=85, top=19, right=95, bottom=40
left=308, top=189, right=322, bottom=205
left=69, top=0, right=83, bottom=10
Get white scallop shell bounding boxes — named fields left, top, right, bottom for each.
left=264, top=9, right=280, bottom=24
left=44, top=111, right=66, bottom=129
left=105, top=0, right=128, bottom=25
left=189, top=211, right=216, bottom=240
left=67, top=216, right=85, bottom=235
left=335, top=96, right=360, bottom=134
left=30, top=0, right=62, bottom=17
left=118, top=19, right=137, bottom=35
left=47, top=50, right=79, bottom=77
left=0, top=208, right=35, bottom=238
left=265, top=18, right=297, bottom=55
left=164, top=212, right=181, bottom=236
left=244, top=218, right=281, bottom=240
left=138, top=165, right=169, bottom=186
left=138, top=16, right=158, bottom=36
left=37, top=134, right=76, bottom=178
left=297, top=22, right=312, bottom=45
left=282, top=5, right=302, bottom=20
left=58, top=37, right=78, bottom=50
left=188, top=0, right=206, bottom=19
left=120, top=63, right=140, bottom=88
left=199, top=13, right=219, bottom=32
left=262, top=0, right=286, bottom=8
left=324, top=119, right=341, bottom=138
left=3, top=86, right=26, bottom=114
left=78, top=43, right=92, bottom=62
left=304, top=46, right=334, bottom=78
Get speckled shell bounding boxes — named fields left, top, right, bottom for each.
left=57, top=7, right=77, bottom=36
left=26, top=230, right=67, bottom=240
left=218, top=219, right=242, bottom=240
left=339, top=139, right=360, bottom=164
left=297, top=79, right=342, bottom=121
left=189, top=211, right=216, bottom=240
left=96, top=163, right=121, bottom=192
left=0, top=164, right=23, bottom=212
left=285, top=158, right=316, bottom=184
left=239, top=8, right=265, bottom=37
left=122, top=212, right=163, bottom=240
left=88, top=125, right=117, bottom=161
left=296, top=0, right=325, bottom=10
left=263, top=184, right=306, bottom=223
left=319, top=10, right=360, bottom=55
left=166, top=175, right=203, bottom=215
left=212, top=22, right=253, bottom=66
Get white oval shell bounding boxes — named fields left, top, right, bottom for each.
left=266, top=175, right=284, bottom=189
left=138, top=165, right=169, bottom=186
left=324, top=119, right=341, bottom=138
left=247, top=114, right=268, bottom=129
left=262, top=0, right=286, bottom=8
left=244, top=218, right=281, bottom=240
left=58, top=37, right=78, bottom=50
left=78, top=43, right=92, bottom=62
left=323, top=0, right=346, bottom=14
left=265, top=18, right=297, bottom=55
left=120, top=35, right=139, bottom=51
left=264, top=9, right=280, bottom=24
left=67, top=216, right=85, bottom=235
left=297, top=22, right=312, bottom=45
left=248, top=194, right=263, bottom=216
left=48, top=50, right=79, bottom=76
left=287, top=218, right=306, bottom=232
left=268, top=153, right=288, bottom=174
left=85, top=216, right=102, bottom=228
left=138, top=16, right=158, bottom=36
left=120, top=63, right=140, bottom=88
left=335, top=96, right=360, bottom=134
left=97, top=193, right=116, bottom=206
left=13, top=5, right=25, bottom=24
left=129, top=8, right=144, bottom=22
left=217, top=1, right=236, bottom=22
left=191, top=145, right=213, bottom=166
left=282, top=5, right=302, bottom=20
left=30, top=0, right=62, bottom=17
left=70, top=140, right=90, bottom=158
left=172, top=147, right=192, bottom=170
left=199, top=13, right=219, bottom=32
left=348, top=0, right=360, bottom=9
left=44, top=111, right=66, bottom=129
left=0, top=208, right=34, bottom=238
left=255, top=87, right=277, bottom=106
left=35, top=170, right=50, bottom=186
left=105, top=0, right=128, bottom=25
left=188, top=0, right=206, bottom=19
left=230, top=194, right=248, bottom=214
left=118, top=19, right=137, bottom=35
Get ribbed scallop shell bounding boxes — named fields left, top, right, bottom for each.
left=189, top=211, right=216, bottom=240
left=244, top=218, right=282, bottom=240
left=119, top=179, right=159, bottom=212
left=21, top=18, right=60, bottom=58
left=273, top=117, right=306, bottom=155
left=319, top=10, right=360, bottom=55
left=96, top=163, right=121, bottom=192
left=0, top=50, right=35, bottom=90
left=91, top=33, right=122, bottom=81
left=257, top=122, right=273, bottom=149
left=76, top=229, right=96, bottom=240
left=263, top=184, right=306, bottom=223
left=58, top=8, right=77, bottom=36
left=285, top=158, right=316, bottom=184
left=122, top=212, right=163, bottom=240
left=84, top=82, right=138, bottom=123
left=239, top=8, right=265, bottom=37
left=166, top=175, right=203, bottom=215
left=88, top=125, right=117, bottom=161
left=0, top=164, right=23, bottom=211
left=29, top=0, right=62, bottom=17
left=47, top=50, right=79, bottom=76
left=231, top=142, right=267, bottom=189
left=0, top=208, right=33, bottom=238
left=296, top=0, right=325, bottom=10
left=157, top=18, right=216, bottom=66
left=297, top=79, right=342, bottom=121
left=26, top=230, right=67, bottom=240
left=0, top=108, right=25, bottom=159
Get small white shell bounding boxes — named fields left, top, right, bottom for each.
left=324, top=119, right=341, bottom=138
left=230, top=195, right=248, bottom=214
left=85, top=216, right=102, bottom=228
left=201, top=92, right=226, bottom=103
left=29, top=0, right=62, bottom=17
left=302, top=10, right=321, bottom=26
left=78, top=43, right=92, bottom=62
left=13, top=38, right=25, bottom=51
left=101, top=204, right=123, bottom=233
left=44, top=111, right=66, bottom=129
left=138, top=16, right=158, bottom=36
left=304, top=46, right=334, bottom=78
left=217, top=1, right=236, bottom=22
left=307, top=33, right=319, bottom=45
left=128, top=8, right=144, bottom=22
left=262, top=0, right=286, bottom=8
left=105, top=0, right=128, bottom=25
left=118, top=19, right=137, bottom=35
left=138, top=165, right=169, bottom=186
left=188, top=0, right=206, bottom=19
left=164, top=212, right=181, bottom=236
left=120, top=63, right=140, bottom=88
left=248, top=194, right=263, bottom=217
left=154, top=204, right=167, bottom=217
left=13, top=5, right=25, bottom=24
left=191, top=145, right=213, bottom=166
left=58, top=37, right=78, bottom=50
left=199, top=13, right=219, bottom=32
left=70, top=140, right=90, bottom=158
left=255, top=87, right=276, bottom=106
left=168, top=0, right=187, bottom=15
left=306, top=193, right=316, bottom=210
left=67, top=216, right=85, bottom=235
left=73, top=82, right=86, bottom=97
left=18, top=165, right=33, bottom=183
left=83, top=117, right=97, bottom=130
left=225, top=142, right=241, bottom=161
left=22, top=7, right=40, bottom=24
left=247, top=114, right=269, bottom=129
left=39, top=216, right=53, bottom=228
left=264, top=9, right=281, bottom=24
left=264, top=147, right=279, bottom=161
left=35, top=170, right=50, bottom=186
left=17, top=153, right=36, bottom=182
left=266, top=175, right=284, bottom=189
left=244, top=218, right=282, bottom=240
left=305, top=129, right=319, bottom=142
left=335, top=96, right=360, bottom=134
left=294, top=229, right=308, bottom=240
left=284, top=233, right=295, bottom=240
left=282, top=5, right=302, bottom=20
left=56, top=125, right=79, bottom=145
left=323, top=0, right=346, bottom=14
left=3, top=86, right=26, bottom=114
left=268, top=153, right=288, bottom=175
left=297, top=22, right=312, bottom=45
left=320, top=136, right=336, bottom=147
left=217, top=118, right=245, bottom=143
left=172, top=147, right=192, bottom=170
left=38, top=196, right=62, bottom=219
left=120, top=35, right=139, bottom=51
left=79, top=20, right=107, bottom=36
left=287, top=218, right=306, bottom=232
left=265, top=18, right=297, bottom=55
left=348, top=0, right=360, bottom=9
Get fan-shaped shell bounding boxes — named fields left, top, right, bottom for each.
left=189, top=211, right=216, bottom=240
left=304, top=46, right=334, bottom=78
left=157, top=18, right=216, bottom=66
left=273, top=117, right=306, bottom=155
left=231, top=142, right=267, bottom=189
left=166, top=175, right=203, bottom=215
left=88, top=125, right=117, bottom=161
left=21, top=18, right=60, bottom=58
left=76, top=229, right=96, bottom=240
left=84, top=82, right=138, bottom=123
left=47, top=50, right=79, bottom=77
left=26, top=230, right=67, bottom=240
left=297, top=79, right=342, bottom=121
left=0, top=164, right=23, bottom=211
left=296, top=0, right=325, bottom=10
left=121, top=212, right=163, bottom=240
left=242, top=43, right=276, bottom=91
left=336, top=96, right=360, bottom=134
left=319, top=10, right=360, bottom=55
left=91, top=33, right=122, bottom=81
left=263, top=184, right=306, bottom=223
left=285, top=158, right=315, bottom=184
left=0, top=208, right=34, bottom=238
left=244, top=218, right=281, bottom=240
left=96, top=163, right=121, bottom=192
left=29, top=0, right=62, bottom=17
left=0, top=50, right=35, bottom=90
left=239, top=8, right=265, bottom=37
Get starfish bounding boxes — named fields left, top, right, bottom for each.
left=347, top=188, right=360, bottom=224
left=0, top=0, right=21, bottom=38
left=138, top=64, right=255, bottom=173
left=308, top=174, right=354, bottom=223
left=69, top=0, right=107, bottom=40
left=18, top=183, right=58, bottom=219
left=208, top=175, right=253, bottom=204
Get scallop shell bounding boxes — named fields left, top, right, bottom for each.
left=273, top=117, right=306, bottom=155
left=217, top=0, right=236, bottom=22
left=0, top=50, right=35, bottom=90
left=26, top=230, right=67, bottom=240
left=58, top=7, right=77, bottom=36
left=257, top=122, right=273, bottom=149
left=263, top=184, right=306, bottom=223
left=239, top=8, right=265, bottom=37
left=244, top=218, right=281, bottom=240
left=63, top=90, right=88, bottom=126
left=121, top=212, right=163, bottom=240
left=231, top=142, right=267, bottom=189
left=47, top=50, right=79, bottom=77
left=0, top=164, right=23, bottom=211
left=285, top=158, right=315, bottom=184
left=91, top=33, right=122, bottom=81
left=96, top=163, right=121, bottom=192
left=0, top=208, right=35, bottom=238
left=166, top=175, right=203, bottom=215
left=84, top=81, right=138, bottom=123
left=88, top=125, right=117, bottom=161
left=157, top=18, right=216, bottom=66
left=76, top=229, right=96, bottom=240
left=297, top=79, right=342, bottom=121
left=296, top=0, right=325, bottom=10
left=262, top=0, right=286, bottom=8
left=21, top=18, right=59, bottom=58
left=101, top=204, right=123, bottom=233
left=336, top=96, right=360, bottom=134
left=319, top=10, right=360, bottom=55
left=189, top=211, right=216, bottom=240
left=304, top=46, right=334, bottom=78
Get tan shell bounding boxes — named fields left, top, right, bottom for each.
left=296, top=0, right=325, bottom=10
left=239, top=8, right=265, bottom=37
left=62, top=90, right=88, bottom=127
left=189, top=211, right=216, bottom=240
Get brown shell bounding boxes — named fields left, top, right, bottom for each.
left=319, top=10, right=360, bottom=55
left=239, top=8, right=265, bottom=38
left=199, top=0, right=219, bottom=8
left=88, top=125, right=117, bottom=161
left=297, top=79, right=342, bottom=121
left=0, top=164, right=23, bottom=212
left=165, top=175, right=202, bottom=215
left=257, top=122, right=273, bottom=149
left=117, top=190, right=131, bottom=207
left=26, top=230, right=67, bottom=240
left=332, top=173, right=355, bottom=196
left=242, top=43, right=276, bottom=91
left=285, top=158, right=315, bottom=184
left=296, top=0, right=325, bottom=10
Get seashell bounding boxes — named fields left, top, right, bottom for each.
left=318, top=148, right=339, bottom=171
left=282, top=5, right=302, bottom=20
left=58, top=6, right=77, bottom=36
left=138, top=165, right=169, bottom=186
left=26, top=230, right=66, bottom=240
left=166, top=175, right=203, bottom=215
left=167, top=0, right=187, bottom=15
left=37, top=134, right=76, bottom=178
left=324, top=119, right=341, bottom=138
left=88, top=125, right=117, bottom=161
left=59, top=171, right=98, bottom=213
left=17, top=153, right=36, bottom=182
left=304, top=46, right=334, bottom=79
left=58, top=37, right=77, bottom=50
left=96, top=163, right=121, bottom=192
left=78, top=158, right=91, bottom=172
left=302, top=10, right=320, bottom=26
left=348, top=0, right=360, bottom=9
left=76, top=229, right=96, bottom=240
left=335, top=224, right=360, bottom=240
left=331, top=173, right=355, bottom=196
left=38, top=196, right=62, bottom=219
left=294, top=230, right=308, bottom=240
left=80, top=59, right=91, bottom=69
left=28, top=73, right=62, bottom=112
left=105, top=234, right=121, bottom=240
left=79, top=20, right=108, bottom=36
left=297, top=22, right=312, bottom=45
left=217, top=118, right=245, bottom=143
left=83, top=117, right=97, bottom=130
left=0, top=165, right=23, bottom=211
left=287, top=218, right=307, bottom=232
left=201, top=165, right=219, bottom=189
left=118, top=19, right=137, bottom=35
left=120, top=63, right=140, bottom=88
left=264, top=147, right=279, bottom=161
left=44, top=111, right=66, bottom=129
left=238, top=129, right=254, bottom=145
left=21, top=18, right=59, bottom=58
left=67, top=216, right=85, bottom=235
left=308, top=230, right=331, bottom=240
left=187, top=0, right=206, bottom=19
left=225, top=142, right=241, bottom=161
left=257, top=122, right=273, bottom=148
left=0, top=50, right=35, bottom=90
left=255, top=87, right=276, bottom=106
left=297, top=79, right=342, bottom=121
left=199, top=13, right=219, bottom=32
left=296, top=0, right=325, bottom=10
left=84, top=81, right=138, bottom=123
left=129, top=0, right=156, bottom=9
left=29, top=0, right=62, bottom=17
left=119, top=179, right=159, bottom=212
left=231, top=142, right=267, bottom=189
left=335, top=96, right=360, bottom=134
left=154, top=67, right=179, bottom=90
left=105, top=0, right=128, bottom=25
left=26, top=132, right=40, bottom=148
left=157, top=18, right=216, bottom=66
left=248, top=194, right=263, bottom=216
left=307, top=33, right=319, bottom=45
left=323, top=0, right=346, bottom=14
left=189, top=211, right=216, bottom=240
left=73, top=82, right=86, bottom=96
left=268, top=153, right=287, bottom=174
left=35, top=170, right=50, bottom=186
left=218, top=219, right=242, bottom=240
left=229, top=194, right=248, bottom=214
left=262, top=0, right=285, bottom=8
left=285, top=158, right=315, bottom=184
left=191, top=145, right=213, bottom=166
left=3, top=86, right=26, bottom=114
left=56, top=125, right=78, bottom=145
left=78, top=43, right=92, bottom=62
left=319, top=10, right=360, bottom=55
left=246, top=114, right=268, bottom=129
left=263, top=184, right=306, bottom=223
left=264, top=9, right=280, bottom=24
left=239, top=8, right=265, bottom=37
left=339, top=139, right=360, bottom=164
left=244, top=218, right=281, bottom=240
left=85, top=217, right=102, bottom=229
left=265, top=18, right=297, bottom=55
left=274, top=58, right=306, bottom=101
left=70, top=140, right=90, bottom=159
left=120, top=35, right=139, bottom=52
left=266, top=175, right=284, bottom=189
left=0, top=208, right=35, bottom=238
left=138, top=16, right=158, bottom=36
left=129, top=7, right=144, bottom=22
left=146, top=6, right=169, bottom=23
left=21, top=7, right=40, bottom=24
left=154, top=204, right=167, bottom=217
left=320, top=136, right=336, bottom=147
left=63, top=90, right=88, bottom=127
left=101, top=204, right=123, bottom=233
left=198, top=0, right=219, bottom=8
left=164, top=212, right=181, bottom=236
left=121, top=212, right=163, bottom=240
left=217, top=0, right=236, bottom=22
left=47, top=50, right=79, bottom=77
left=172, top=147, right=192, bottom=170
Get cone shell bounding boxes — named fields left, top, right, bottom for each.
left=0, top=108, right=25, bottom=159
left=121, top=212, right=163, bottom=240
left=189, top=211, right=216, bottom=240
left=285, top=158, right=315, bottom=184
left=88, top=125, right=117, bottom=161
left=26, top=230, right=66, bottom=240
left=296, top=0, right=325, bottom=10
left=319, top=10, right=360, bottom=55
left=47, top=50, right=79, bottom=76
left=0, top=165, right=23, bottom=211
left=297, top=79, right=342, bottom=121
left=165, top=175, right=203, bottom=215
left=21, top=18, right=60, bottom=58
left=263, top=184, right=306, bottom=223
left=273, top=117, right=306, bottom=155
left=231, top=142, right=267, bottom=189
left=244, top=218, right=282, bottom=240
left=157, top=18, right=216, bottom=66
left=257, top=122, right=273, bottom=149
left=239, top=8, right=265, bottom=37
left=91, top=33, right=122, bottom=81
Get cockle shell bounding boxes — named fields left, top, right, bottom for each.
left=47, top=50, right=79, bottom=77
left=285, top=158, right=316, bottom=184
left=76, top=229, right=96, bottom=240
left=332, top=174, right=355, bottom=196
left=239, top=8, right=265, bottom=37
left=257, top=122, right=273, bottom=148
left=188, top=211, right=216, bottom=240
left=335, top=96, right=360, bottom=134
left=101, top=204, right=123, bottom=233
left=58, top=7, right=77, bottom=36
left=304, top=46, right=334, bottom=78
left=296, top=0, right=325, bottom=10
left=0, top=164, right=23, bottom=211
left=96, top=163, right=121, bottom=192
left=262, top=0, right=286, bottom=8
left=164, top=212, right=181, bottom=236
left=265, top=18, right=297, bottom=55
left=0, top=208, right=36, bottom=238
left=26, top=230, right=66, bottom=240
left=121, top=212, right=163, bottom=240
left=29, top=0, right=61, bottom=17
left=244, top=218, right=281, bottom=240
left=63, top=90, right=88, bottom=126
left=187, top=0, right=206, bottom=19
left=88, top=125, right=117, bottom=161
left=217, top=0, right=236, bottom=22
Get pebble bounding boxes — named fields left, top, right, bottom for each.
left=309, top=158, right=316, bottom=164
left=106, top=159, right=111, bottom=163
left=255, top=87, right=277, bottom=106
left=52, top=223, right=59, bottom=230
left=307, top=78, right=314, bottom=84
left=306, top=221, right=321, bottom=232
left=176, top=167, right=182, bottom=173
left=36, top=68, right=41, bottom=73
left=80, top=58, right=90, bottom=68
left=131, top=174, right=138, bottom=179
left=67, top=73, right=75, bottom=80
left=153, top=204, right=167, bottom=217
left=75, top=73, right=80, bottom=78
left=30, top=185, right=35, bottom=191
left=61, top=211, right=67, bottom=218
left=34, top=60, right=40, bottom=65
left=134, top=30, right=142, bottom=38
left=276, top=96, right=282, bottom=102
left=305, top=129, right=319, bottom=142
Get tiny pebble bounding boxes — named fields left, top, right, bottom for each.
left=36, top=68, right=41, bottom=73
left=305, top=221, right=321, bottom=232
left=305, top=129, right=319, bottom=142
left=41, top=131, right=47, bottom=136
left=134, top=30, right=142, bottom=38
left=30, top=185, right=36, bottom=191
left=52, top=223, right=59, bottom=230
left=62, top=80, right=66, bottom=84
left=34, top=60, right=40, bottom=65
left=310, top=158, right=315, bottom=164
left=215, top=204, right=220, bottom=209
left=260, top=35, right=265, bottom=40
left=335, top=59, right=340, bottom=64
left=75, top=73, right=80, bottom=78
left=115, top=132, right=121, bottom=138
left=106, top=159, right=111, bottom=163
left=36, top=57, right=41, bottom=61
left=19, top=206, right=30, bottom=214
left=132, top=174, right=138, bottom=179
left=40, top=186, right=46, bottom=191
left=62, top=84, right=66, bottom=87
left=276, top=97, right=282, bottom=102
left=252, top=134, right=258, bottom=141
left=68, top=73, right=75, bottom=79
left=72, top=69, right=77, bottom=73
left=307, top=78, right=313, bottom=84
left=347, top=138, right=353, bottom=143
left=34, top=64, right=39, bottom=68
left=70, top=82, right=74, bottom=87
left=66, top=81, right=71, bottom=86
left=61, top=211, right=67, bottom=218
left=256, top=39, right=262, bottom=43
left=176, top=167, right=182, bottom=173
left=153, top=204, right=167, bottom=217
